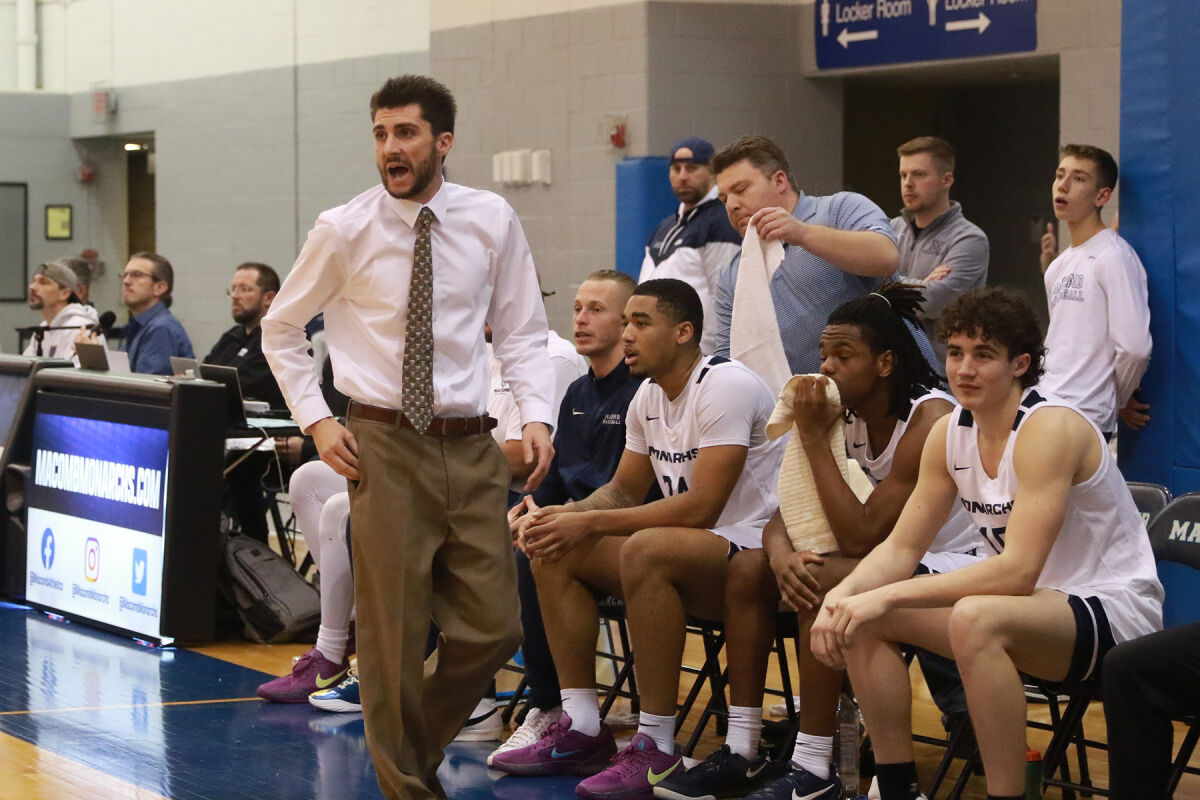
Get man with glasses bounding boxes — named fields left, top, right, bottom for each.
left=206, top=262, right=289, bottom=544
left=204, top=262, right=285, bottom=408
left=119, top=252, right=194, bottom=374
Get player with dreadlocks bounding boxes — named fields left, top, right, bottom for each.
left=654, top=281, right=985, bottom=800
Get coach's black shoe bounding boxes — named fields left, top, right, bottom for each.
left=652, top=745, right=773, bottom=799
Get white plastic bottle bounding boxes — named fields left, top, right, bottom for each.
left=836, top=690, right=861, bottom=799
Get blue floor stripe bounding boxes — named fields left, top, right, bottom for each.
left=0, top=604, right=590, bottom=799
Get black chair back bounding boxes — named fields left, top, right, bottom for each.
left=1127, top=480, right=1172, bottom=528
left=1148, top=492, right=1200, bottom=629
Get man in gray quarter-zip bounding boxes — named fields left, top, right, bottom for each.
left=891, top=137, right=989, bottom=367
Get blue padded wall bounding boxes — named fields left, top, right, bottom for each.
left=1119, top=0, right=1200, bottom=494
left=614, top=157, right=678, bottom=279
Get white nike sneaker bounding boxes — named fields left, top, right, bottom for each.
left=454, top=698, right=503, bottom=742
left=486, top=705, right=562, bottom=765
left=767, top=695, right=802, bottom=718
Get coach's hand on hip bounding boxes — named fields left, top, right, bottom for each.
left=522, top=421, right=554, bottom=493
left=309, top=416, right=360, bottom=480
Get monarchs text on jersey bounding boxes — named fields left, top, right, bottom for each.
left=624, top=356, right=784, bottom=548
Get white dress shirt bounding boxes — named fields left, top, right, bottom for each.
left=263, top=181, right=555, bottom=432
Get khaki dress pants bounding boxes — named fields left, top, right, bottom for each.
left=347, top=418, right=522, bottom=800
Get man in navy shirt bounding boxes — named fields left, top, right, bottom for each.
left=489, top=269, right=650, bottom=765
left=119, top=252, right=194, bottom=374
left=638, top=137, right=741, bottom=354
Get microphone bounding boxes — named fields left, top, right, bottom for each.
left=14, top=312, right=122, bottom=338
left=96, top=310, right=125, bottom=339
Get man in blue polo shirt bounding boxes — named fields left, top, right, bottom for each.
left=119, top=252, right=194, bottom=374
left=488, top=268, right=652, bottom=766
left=639, top=137, right=741, bottom=354
left=711, top=135, right=899, bottom=375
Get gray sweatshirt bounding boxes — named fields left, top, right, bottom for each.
left=890, top=201, right=989, bottom=364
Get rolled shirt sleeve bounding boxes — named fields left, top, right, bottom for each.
left=487, top=210, right=555, bottom=429
left=262, top=218, right=344, bottom=431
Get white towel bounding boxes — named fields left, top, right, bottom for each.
left=767, top=374, right=875, bottom=554
left=730, top=223, right=790, bottom=396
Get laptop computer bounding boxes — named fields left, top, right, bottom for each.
left=170, top=356, right=200, bottom=377
left=76, top=342, right=131, bottom=373
left=197, top=363, right=247, bottom=426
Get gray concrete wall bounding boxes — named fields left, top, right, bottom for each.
left=645, top=2, right=844, bottom=196
left=432, top=1, right=842, bottom=333
left=0, top=93, right=95, bottom=353
left=431, top=4, right=652, bottom=333
left=65, top=51, right=429, bottom=357
left=3, top=0, right=1122, bottom=353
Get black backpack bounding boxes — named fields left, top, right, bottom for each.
left=220, top=534, right=320, bottom=643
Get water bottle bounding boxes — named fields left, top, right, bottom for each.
left=1025, top=748, right=1044, bottom=799
left=836, top=691, right=861, bottom=799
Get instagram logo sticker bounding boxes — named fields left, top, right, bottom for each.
left=84, top=538, right=100, bottom=583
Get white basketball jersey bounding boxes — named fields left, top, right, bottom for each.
left=945, top=387, right=1163, bottom=643
left=626, top=356, right=784, bottom=547
left=845, top=387, right=983, bottom=566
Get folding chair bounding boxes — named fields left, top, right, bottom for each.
left=498, top=650, right=530, bottom=724
left=1127, top=480, right=1172, bottom=528
left=904, top=649, right=981, bottom=800
left=1148, top=492, right=1200, bottom=797
left=596, top=596, right=639, bottom=720
left=1035, top=492, right=1200, bottom=799
left=676, top=612, right=802, bottom=758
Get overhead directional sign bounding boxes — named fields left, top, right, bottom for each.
left=815, top=0, right=1037, bottom=70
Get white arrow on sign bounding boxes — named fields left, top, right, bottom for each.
left=837, top=27, right=879, bottom=48
left=946, top=12, right=991, bottom=34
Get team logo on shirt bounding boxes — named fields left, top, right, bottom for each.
left=960, top=498, right=1014, bottom=516
left=1050, top=272, right=1086, bottom=304
left=647, top=445, right=699, bottom=464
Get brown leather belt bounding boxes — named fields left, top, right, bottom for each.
left=346, top=400, right=497, bottom=436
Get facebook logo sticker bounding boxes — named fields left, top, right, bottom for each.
left=132, top=548, right=148, bottom=596
left=41, top=529, right=55, bottom=569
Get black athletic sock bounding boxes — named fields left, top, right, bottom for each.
left=875, top=761, right=920, bottom=800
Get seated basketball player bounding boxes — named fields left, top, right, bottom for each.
left=490, top=278, right=785, bottom=800
left=657, top=281, right=984, bottom=800
left=810, top=288, right=1163, bottom=800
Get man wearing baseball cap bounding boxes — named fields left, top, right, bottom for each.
left=22, top=259, right=104, bottom=363
left=638, top=136, right=741, bottom=354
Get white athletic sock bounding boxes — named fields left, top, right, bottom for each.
left=725, top=705, right=763, bottom=759
left=637, top=711, right=677, bottom=755
left=792, top=732, right=833, bottom=780
left=561, top=688, right=601, bottom=736
left=314, top=625, right=349, bottom=665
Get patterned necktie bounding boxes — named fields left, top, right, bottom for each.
left=402, top=206, right=435, bottom=431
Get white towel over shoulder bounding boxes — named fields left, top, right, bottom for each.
left=730, top=223, right=790, bottom=395
left=767, top=374, right=874, bottom=554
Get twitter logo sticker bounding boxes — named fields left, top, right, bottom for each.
left=132, top=549, right=148, bottom=596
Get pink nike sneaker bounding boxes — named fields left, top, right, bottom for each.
left=575, top=732, right=683, bottom=800
left=489, top=712, right=617, bottom=777
left=256, top=648, right=350, bottom=704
